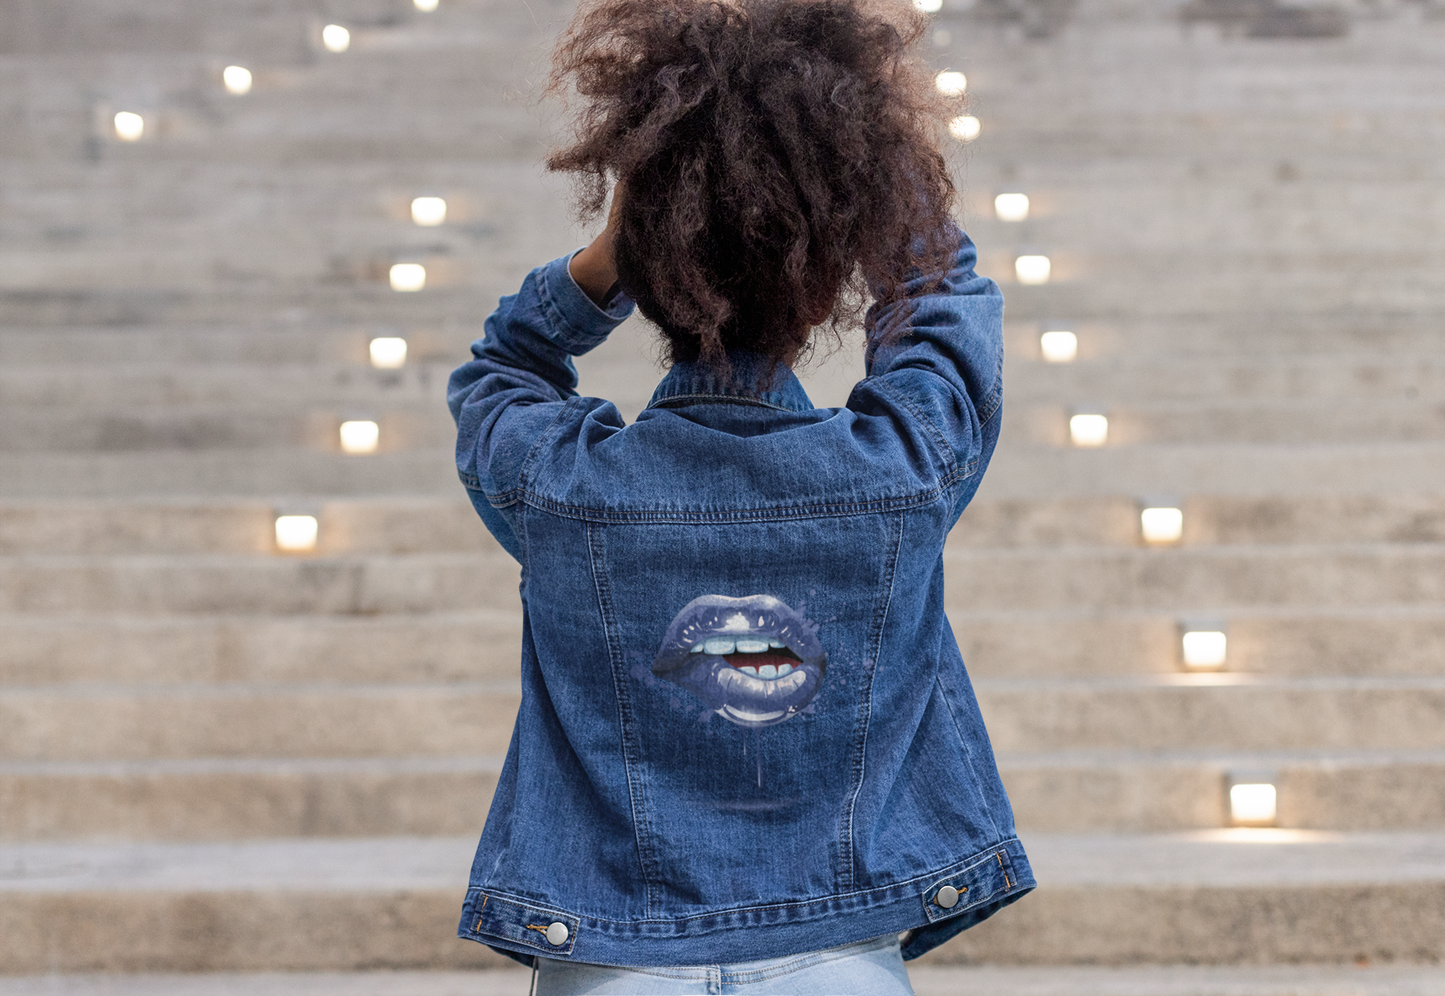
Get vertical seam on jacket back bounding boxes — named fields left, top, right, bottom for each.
left=586, top=521, right=660, bottom=913
left=839, top=509, right=906, bottom=889
left=934, top=674, right=1003, bottom=842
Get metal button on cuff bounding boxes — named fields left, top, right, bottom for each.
left=546, top=922, right=570, bottom=946
left=934, top=885, right=960, bottom=909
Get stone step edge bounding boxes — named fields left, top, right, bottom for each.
left=2, top=964, right=1444, bottom=996
left=2, top=833, right=1443, bottom=971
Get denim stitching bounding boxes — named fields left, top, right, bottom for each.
left=933, top=676, right=1003, bottom=842
left=839, top=510, right=905, bottom=889
left=512, top=486, right=954, bottom=523
left=586, top=522, right=660, bottom=914
left=464, top=839, right=1024, bottom=929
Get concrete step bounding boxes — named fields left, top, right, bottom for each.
left=1004, top=354, right=1445, bottom=404
left=4, top=352, right=1444, bottom=414
left=0, top=406, right=453, bottom=453
left=955, top=607, right=1445, bottom=679
left=0, top=682, right=517, bottom=762
left=2, top=832, right=1441, bottom=972
left=3, top=311, right=1437, bottom=367
left=1, top=543, right=1438, bottom=616
left=979, top=442, right=1445, bottom=499
left=0, top=363, right=458, bottom=408
left=7, top=396, right=1445, bottom=452
left=0, top=553, right=520, bottom=616
left=4, top=964, right=1443, bottom=996
left=933, top=830, right=1445, bottom=965
left=1007, top=398, right=1445, bottom=446
left=0, top=757, right=498, bottom=842
left=4, top=439, right=1445, bottom=501
left=1000, top=748, right=1445, bottom=833
left=943, top=544, right=1445, bottom=613
left=0, top=450, right=460, bottom=498
left=5, top=748, right=1442, bottom=843
left=4, top=675, right=1439, bottom=763
left=0, top=613, right=521, bottom=686
left=0, top=501, right=497, bottom=557
left=5, top=606, right=1444, bottom=687
left=4, top=493, right=1442, bottom=556
left=0, top=836, right=500, bottom=974
left=977, top=676, right=1445, bottom=753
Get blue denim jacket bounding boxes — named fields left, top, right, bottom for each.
left=446, top=230, right=1033, bottom=968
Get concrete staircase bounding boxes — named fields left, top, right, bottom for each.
left=3, top=0, right=1444, bottom=991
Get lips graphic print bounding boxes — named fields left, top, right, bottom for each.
left=651, top=594, right=827, bottom=728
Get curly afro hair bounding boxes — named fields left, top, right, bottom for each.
left=547, top=0, right=962, bottom=372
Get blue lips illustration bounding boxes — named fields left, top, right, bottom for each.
left=652, top=594, right=827, bottom=728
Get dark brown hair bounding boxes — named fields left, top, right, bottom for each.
left=548, top=0, right=960, bottom=371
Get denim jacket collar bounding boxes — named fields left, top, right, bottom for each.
left=647, top=352, right=815, bottom=413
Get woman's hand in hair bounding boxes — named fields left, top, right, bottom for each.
left=569, top=183, right=624, bottom=307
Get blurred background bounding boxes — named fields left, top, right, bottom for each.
left=2, top=0, right=1445, bottom=992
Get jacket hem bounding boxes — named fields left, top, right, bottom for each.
left=455, top=837, right=1034, bottom=968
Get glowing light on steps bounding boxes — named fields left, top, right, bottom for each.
left=390, top=263, right=426, bottom=292
left=1181, top=626, right=1228, bottom=669
left=415, top=0, right=440, bottom=9
left=1229, top=781, right=1277, bottom=826
left=322, top=24, right=351, bottom=52
left=369, top=337, right=408, bottom=369
left=411, top=197, right=447, bottom=226
left=1015, top=254, right=1051, bottom=285
left=935, top=72, right=967, bottom=97
left=274, top=515, right=318, bottom=552
left=1039, top=329, right=1076, bottom=363
left=995, top=193, right=1030, bottom=222
left=340, top=420, right=380, bottom=455
left=1140, top=506, right=1184, bottom=545
left=223, top=66, right=252, bottom=95
left=113, top=112, right=145, bottom=142
left=1069, top=412, right=1108, bottom=448
left=914, top=0, right=943, bottom=11
left=948, top=115, right=980, bottom=142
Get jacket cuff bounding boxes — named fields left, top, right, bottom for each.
left=536, top=250, right=635, bottom=356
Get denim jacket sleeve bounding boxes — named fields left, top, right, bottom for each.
left=851, top=228, right=1004, bottom=523
left=446, top=251, right=635, bottom=561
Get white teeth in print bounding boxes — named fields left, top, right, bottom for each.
left=757, top=664, right=777, bottom=678
left=703, top=638, right=736, bottom=655
left=740, top=666, right=758, bottom=675
left=734, top=638, right=770, bottom=653
left=769, top=639, right=785, bottom=648
left=777, top=663, right=793, bottom=676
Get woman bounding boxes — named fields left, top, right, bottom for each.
left=447, top=0, right=1032, bottom=991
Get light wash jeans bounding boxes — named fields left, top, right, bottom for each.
left=534, top=934, right=914, bottom=995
